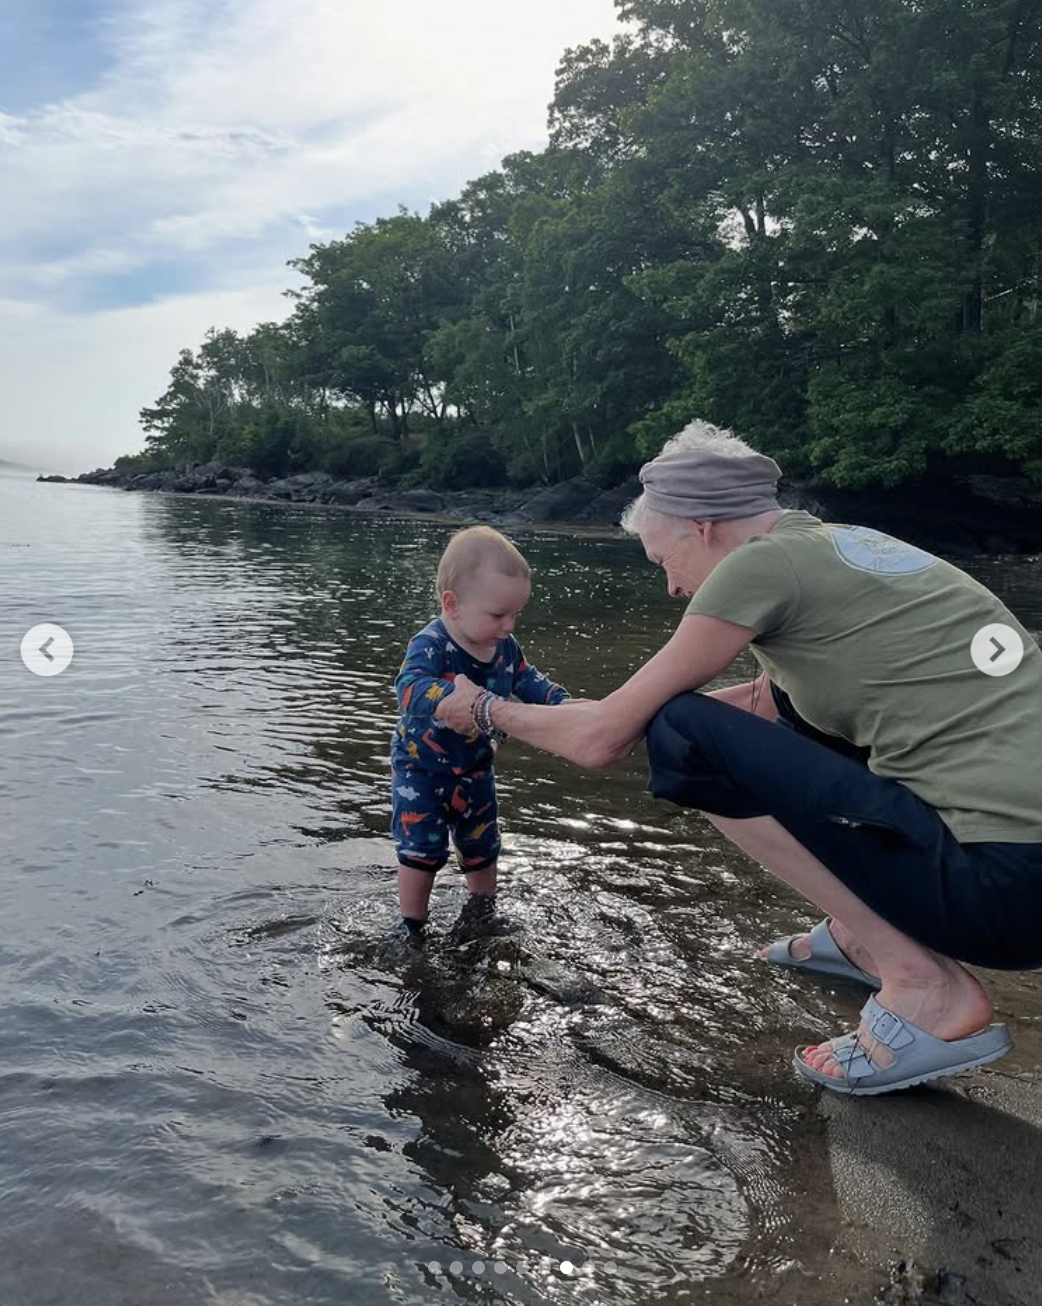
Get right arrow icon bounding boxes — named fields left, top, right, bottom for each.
left=972, top=623, right=1024, bottom=677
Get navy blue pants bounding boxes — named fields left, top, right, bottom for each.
left=646, top=691, right=1042, bottom=970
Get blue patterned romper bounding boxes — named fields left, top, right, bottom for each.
left=391, top=618, right=569, bottom=872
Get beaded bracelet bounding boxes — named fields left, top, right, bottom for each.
left=469, top=689, right=489, bottom=734
left=471, top=689, right=508, bottom=742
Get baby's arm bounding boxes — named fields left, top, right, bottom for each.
left=510, top=642, right=570, bottom=706
left=395, top=633, right=454, bottom=722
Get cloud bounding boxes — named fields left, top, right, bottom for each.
left=0, top=0, right=621, bottom=469
left=0, top=284, right=290, bottom=473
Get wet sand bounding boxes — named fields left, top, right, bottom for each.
left=812, top=967, right=1042, bottom=1305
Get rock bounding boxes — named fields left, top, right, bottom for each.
left=165, top=461, right=233, bottom=493
left=788, top=477, right=1042, bottom=555
left=265, top=471, right=333, bottom=501
left=223, top=474, right=269, bottom=498
left=123, top=471, right=170, bottom=491
left=956, top=474, right=1042, bottom=508
left=317, top=477, right=378, bottom=505
left=877, top=1259, right=968, bottom=1305
left=441, top=492, right=497, bottom=516
left=78, top=466, right=126, bottom=486
left=59, top=453, right=1042, bottom=552
left=36, top=474, right=72, bottom=483
left=355, top=488, right=446, bottom=514
left=395, top=488, right=445, bottom=513
left=571, top=479, right=641, bottom=526
left=516, top=477, right=601, bottom=522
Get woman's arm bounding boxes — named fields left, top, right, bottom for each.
left=436, top=614, right=756, bottom=768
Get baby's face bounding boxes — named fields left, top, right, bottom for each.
left=446, top=567, right=531, bottom=649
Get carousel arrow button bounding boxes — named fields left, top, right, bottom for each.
left=970, top=623, right=1023, bottom=677
left=21, top=623, right=74, bottom=677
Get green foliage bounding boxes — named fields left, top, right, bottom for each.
left=134, top=0, right=1042, bottom=493
left=946, top=323, right=1042, bottom=479
left=376, top=436, right=423, bottom=483
left=406, top=427, right=508, bottom=491
left=806, top=368, right=941, bottom=487
left=113, top=449, right=166, bottom=473
left=333, top=437, right=390, bottom=479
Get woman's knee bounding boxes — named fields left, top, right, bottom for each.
left=646, top=692, right=732, bottom=767
left=646, top=693, right=768, bottom=817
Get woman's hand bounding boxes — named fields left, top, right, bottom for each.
left=435, top=672, right=481, bottom=735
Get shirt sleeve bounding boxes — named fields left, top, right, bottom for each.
left=509, top=640, right=570, bottom=705
left=395, top=632, right=455, bottom=722
left=685, top=536, right=800, bottom=638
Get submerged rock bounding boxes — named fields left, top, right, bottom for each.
left=877, top=1259, right=972, bottom=1305
left=337, top=916, right=599, bottom=1045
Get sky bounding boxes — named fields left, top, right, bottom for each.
left=0, top=0, right=621, bottom=473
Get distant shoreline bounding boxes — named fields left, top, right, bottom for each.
left=37, top=461, right=1042, bottom=556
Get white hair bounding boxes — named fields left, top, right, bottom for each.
left=620, top=419, right=754, bottom=538
left=658, top=417, right=757, bottom=460
left=619, top=495, right=691, bottom=538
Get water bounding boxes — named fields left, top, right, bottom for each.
left=2, top=469, right=1040, bottom=1305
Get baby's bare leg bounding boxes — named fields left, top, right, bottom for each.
left=464, top=862, right=497, bottom=897
left=398, top=864, right=437, bottom=920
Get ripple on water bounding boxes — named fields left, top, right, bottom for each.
left=6, top=488, right=1030, bottom=1303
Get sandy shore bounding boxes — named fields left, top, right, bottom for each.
left=818, top=967, right=1042, bottom=1304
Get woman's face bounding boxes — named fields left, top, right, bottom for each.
left=640, top=518, right=718, bottom=599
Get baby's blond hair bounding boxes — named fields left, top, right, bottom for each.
left=436, top=526, right=531, bottom=598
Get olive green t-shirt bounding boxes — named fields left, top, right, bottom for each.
left=686, top=511, right=1042, bottom=843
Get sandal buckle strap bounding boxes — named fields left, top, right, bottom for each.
left=866, top=1005, right=913, bottom=1050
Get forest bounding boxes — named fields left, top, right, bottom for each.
left=125, top=0, right=1042, bottom=495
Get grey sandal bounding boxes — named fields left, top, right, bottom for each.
left=794, top=995, right=1013, bottom=1096
left=765, top=918, right=881, bottom=989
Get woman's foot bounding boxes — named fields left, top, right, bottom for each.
left=799, top=955, right=993, bottom=1080
left=761, top=917, right=877, bottom=978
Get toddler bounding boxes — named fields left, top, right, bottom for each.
left=390, top=526, right=569, bottom=943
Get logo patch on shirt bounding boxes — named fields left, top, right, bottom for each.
left=829, top=527, right=937, bottom=575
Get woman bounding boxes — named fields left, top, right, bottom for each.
left=436, top=420, right=1042, bottom=1096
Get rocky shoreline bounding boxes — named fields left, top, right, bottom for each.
left=40, top=461, right=1042, bottom=555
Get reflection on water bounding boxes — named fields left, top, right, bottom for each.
left=2, top=472, right=1040, bottom=1304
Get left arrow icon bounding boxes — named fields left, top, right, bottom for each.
left=21, top=624, right=74, bottom=677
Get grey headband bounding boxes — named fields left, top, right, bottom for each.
left=639, top=444, right=782, bottom=520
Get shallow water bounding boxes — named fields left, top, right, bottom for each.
left=2, top=470, right=1040, bottom=1305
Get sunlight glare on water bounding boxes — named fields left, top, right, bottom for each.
left=4, top=471, right=1040, bottom=1304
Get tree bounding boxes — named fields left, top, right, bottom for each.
left=288, top=211, right=464, bottom=438
left=135, top=0, right=1042, bottom=491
